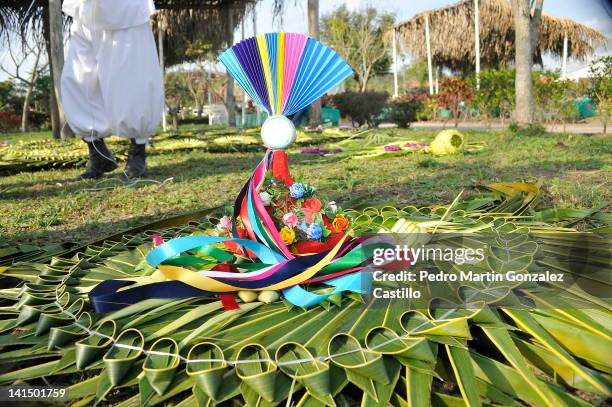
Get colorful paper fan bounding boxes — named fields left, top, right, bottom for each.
left=219, top=32, right=353, bottom=116
left=88, top=34, right=366, bottom=313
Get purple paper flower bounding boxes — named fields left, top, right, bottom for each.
left=404, top=142, right=430, bottom=148
left=301, top=147, right=322, bottom=154
left=300, top=147, right=343, bottom=155
left=384, top=145, right=402, bottom=152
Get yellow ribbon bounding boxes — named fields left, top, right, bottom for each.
left=155, top=235, right=348, bottom=292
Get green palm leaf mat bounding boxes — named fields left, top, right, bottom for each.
left=0, top=128, right=352, bottom=176
left=0, top=183, right=610, bottom=406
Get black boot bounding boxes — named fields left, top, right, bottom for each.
left=81, top=139, right=118, bottom=179
left=124, top=139, right=147, bottom=178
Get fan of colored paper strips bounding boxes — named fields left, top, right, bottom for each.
left=219, top=32, right=353, bottom=116
left=88, top=33, right=369, bottom=312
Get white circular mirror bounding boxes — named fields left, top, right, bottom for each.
left=260, top=115, right=296, bottom=150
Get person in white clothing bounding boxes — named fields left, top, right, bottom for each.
left=61, top=0, right=164, bottom=178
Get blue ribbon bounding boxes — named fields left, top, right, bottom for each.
left=147, top=235, right=286, bottom=267
left=282, top=272, right=372, bottom=307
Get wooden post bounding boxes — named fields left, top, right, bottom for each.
left=561, top=33, right=568, bottom=79
left=474, top=0, right=480, bottom=89
left=392, top=28, right=399, bottom=98
left=425, top=14, right=434, bottom=95
left=225, top=6, right=236, bottom=127
left=435, top=66, right=439, bottom=94
left=158, top=23, right=167, bottom=132
left=48, top=0, right=71, bottom=138
left=308, top=0, right=321, bottom=126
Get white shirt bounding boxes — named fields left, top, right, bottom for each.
left=62, top=0, right=156, bottom=30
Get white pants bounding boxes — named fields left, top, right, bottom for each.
left=61, top=20, right=164, bottom=143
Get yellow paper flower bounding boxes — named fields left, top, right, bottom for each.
left=279, top=226, right=296, bottom=245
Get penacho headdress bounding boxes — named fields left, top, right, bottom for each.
left=90, top=33, right=373, bottom=312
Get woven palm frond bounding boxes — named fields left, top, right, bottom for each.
left=0, top=184, right=610, bottom=406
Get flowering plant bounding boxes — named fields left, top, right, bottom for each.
left=216, top=171, right=352, bottom=253
left=264, top=173, right=352, bottom=250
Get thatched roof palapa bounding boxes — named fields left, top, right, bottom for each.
left=0, top=0, right=284, bottom=66
left=395, top=0, right=608, bottom=71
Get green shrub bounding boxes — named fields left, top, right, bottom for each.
left=508, top=122, right=546, bottom=136
left=534, top=70, right=580, bottom=126
left=389, top=92, right=428, bottom=128
left=470, top=69, right=515, bottom=123
left=586, top=56, right=612, bottom=134
left=332, top=91, right=389, bottom=127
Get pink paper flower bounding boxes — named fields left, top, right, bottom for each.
left=283, top=212, right=299, bottom=227
left=217, top=215, right=232, bottom=232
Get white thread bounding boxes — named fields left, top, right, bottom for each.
left=53, top=291, right=474, bottom=367
left=48, top=230, right=495, bottom=367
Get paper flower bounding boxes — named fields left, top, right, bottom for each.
left=289, top=182, right=305, bottom=199
left=216, top=215, right=232, bottom=232
left=283, top=212, right=299, bottom=227
left=259, top=191, right=272, bottom=206
left=384, top=145, right=402, bottom=152
left=332, top=214, right=350, bottom=232
left=302, top=197, right=322, bottom=222
left=306, top=223, right=323, bottom=240
left=328, top=201, right=338, bottom=213
left=280, top=226, right=296, bottom=245
left=300, top=147, right=343, bottom=155
left=405, top=142, right=430, bottom=148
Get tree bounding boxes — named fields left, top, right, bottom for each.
left=321, top=6, right=394, bottom=92
left=0, top=26, right=49, bottom=132
left=165, top=71, right=191, bottom=130
left=47, top=0, right=72, bottom=138
left=0, top=80, right=21, bottom=112
left=587, top=56, right=612, bottom=134
left=437, top=76, right=475, bottom=127
left=308, top=0, right=321, bottom=126
left=511, top=0, right=544, bottom=125
left=184, top=40, right=215, bottom=117
left=403, top=61, right=429, bottom=87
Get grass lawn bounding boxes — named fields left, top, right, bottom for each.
left=0, top=126, right=610, bottom=246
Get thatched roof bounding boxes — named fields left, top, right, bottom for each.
left=0, top=0, right=283, bottom=66
left=395, top=0, right=608, bottom=71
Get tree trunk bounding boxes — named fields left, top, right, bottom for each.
left=42, top=5, right=60, bottom=139
left=21, top=48, right=43, bottom=133
left=225, top=6, right=236, bottom=128
left=49, top=0, right=72, bottom=138
left=511, top=0, right=543, bottom=126
left=308, top=0, right=321, bottom=126
left=21, top=84, right=34, bottom=132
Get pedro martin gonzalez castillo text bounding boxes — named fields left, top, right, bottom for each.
left=369, top=240, right=565, bottom=300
